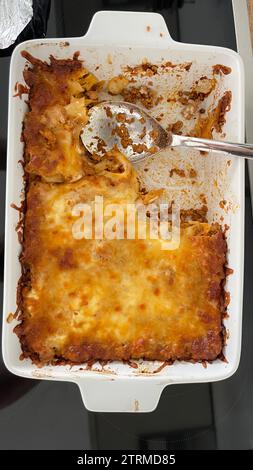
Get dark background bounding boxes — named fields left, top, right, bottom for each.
left=0, top=0, right=252, bottom=450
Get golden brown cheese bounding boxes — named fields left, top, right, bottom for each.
left=22, top=51, right=100, bottom=182
left=17, top=153, right=226, bottom=364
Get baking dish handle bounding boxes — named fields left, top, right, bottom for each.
left=76, top=378, right=166, bottom=413
left=84, top=10, right=174, bottom=45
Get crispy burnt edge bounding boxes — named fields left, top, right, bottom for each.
left=13, top=53, right=230, bottom=370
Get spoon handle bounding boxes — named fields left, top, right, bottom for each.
left=171, top=134, right=253, bottom=159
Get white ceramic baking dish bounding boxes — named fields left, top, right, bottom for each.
left=2, top=11, right=245, bottom=412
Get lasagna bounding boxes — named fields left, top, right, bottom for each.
left=15, top=52, right=227, bottom=365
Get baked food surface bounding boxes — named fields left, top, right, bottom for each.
left=15, top=53, right=227, bottom=365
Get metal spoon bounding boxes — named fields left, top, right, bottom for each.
left=81, top=101, right=253, bottom=162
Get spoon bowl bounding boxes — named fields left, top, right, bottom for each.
left=81, top=101, right=171, bottom=162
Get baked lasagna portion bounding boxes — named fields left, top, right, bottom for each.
left=21, top=51, right=102, bottom=182
left=16, top=53, right=227, bottom=365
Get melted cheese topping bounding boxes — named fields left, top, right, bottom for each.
left=19, top=150, right=225, bottom=364
left=22, top=52, right=100, bottom=182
